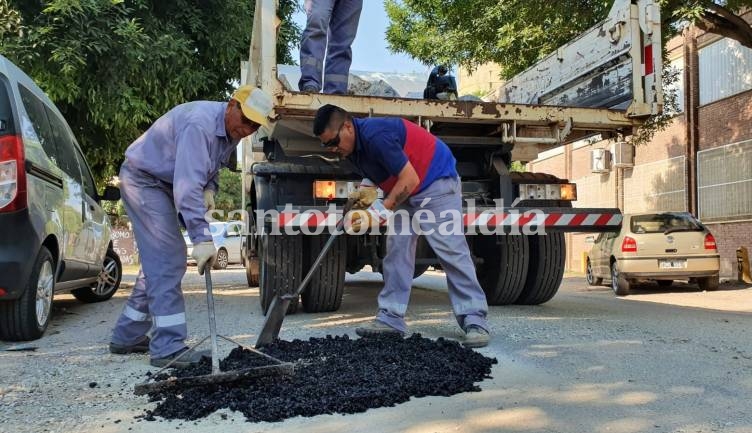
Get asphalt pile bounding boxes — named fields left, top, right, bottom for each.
left=141, top=334, right=497, bottom=423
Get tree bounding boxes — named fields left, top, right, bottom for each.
left=215, top=168, right=242, bottom=218
left=0, top=0, right=300, bottom=184
left=385, top=0, right=752, bottom=80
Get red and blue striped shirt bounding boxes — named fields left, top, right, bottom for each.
left=347, top=117, right=457, bottom=195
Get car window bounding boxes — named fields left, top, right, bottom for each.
left=44, top=106, right=81, bottom=182
left=72, top=146, right=96, bottom=198
left=226, top=223, right=242, bottom=236
left=17, top=85, right=57, bottom=162
left=630, top=213, right=702, bottom=234
left=0, top=79, right=16, bottom=137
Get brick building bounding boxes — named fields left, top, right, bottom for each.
left=528, top=23, right=752, bottom=277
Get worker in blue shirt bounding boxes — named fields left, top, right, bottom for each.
left=314, top=104, right=491, bottom=348
left=109, top=86, right=273, bottom=367
left=299, top=0, right=363, bottom=94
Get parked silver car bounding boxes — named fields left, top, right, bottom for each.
left=0, top=55, right=121, bottom=341
left=184, top=221, right=243, bottom=270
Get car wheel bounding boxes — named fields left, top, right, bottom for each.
left=0, top=246, right=55, bottom=341
left=698, top=276, right=719, bottom=291
left=656, top=280, right=673, bottom=287
left=611, top=261, right=630, bottom=296
left=72, top=249, right=122, bottom=303
left=586, top=258, right=603, bottom=286
left=213, top=248, right=229, bottom=270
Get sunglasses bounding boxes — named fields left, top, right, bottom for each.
left=321, top=123, right=344, bottom=148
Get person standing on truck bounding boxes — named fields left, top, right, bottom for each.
left=109, top=86, right=274, bottom=367
left=313, top=104, right=491, bottom=348
left=298, top=0, right=363, bottom=94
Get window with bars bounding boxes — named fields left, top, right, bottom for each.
left=699, top=38, right=752, bottom=105
left=698, top=140, right=752, bottom=222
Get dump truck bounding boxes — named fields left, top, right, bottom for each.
left=238, top=0, right=663, bottom=313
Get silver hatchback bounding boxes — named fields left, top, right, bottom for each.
left=0, top=55, right=122, bottom=341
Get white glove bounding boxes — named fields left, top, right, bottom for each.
left=192, top=241, right=217, bottom=275
left=345, top=199, right=393, bottom=233
left=203, top=189, right=216, bottom=211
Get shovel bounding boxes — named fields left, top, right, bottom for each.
left=256, top=218, right=345, bottom=347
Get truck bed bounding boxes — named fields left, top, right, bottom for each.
left=263, top=90, right=636, bottom=163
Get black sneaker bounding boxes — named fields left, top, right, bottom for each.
left=109, top=337, right=150, bottom=355
left=150, top=347, right=211, bottom=368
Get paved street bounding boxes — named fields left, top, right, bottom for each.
left=1, top=267, right=751, bottom=433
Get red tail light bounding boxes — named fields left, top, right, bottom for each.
left=0, top=135, right=27, bottom=212
left=704, top=233, right=717, bottom=251
left=621, top=236, right=637, bottom=253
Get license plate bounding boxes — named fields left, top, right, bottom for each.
left=659, top=259, right=687, bottom=269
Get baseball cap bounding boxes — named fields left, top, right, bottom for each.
left=231, top=85, right=273, bottom=127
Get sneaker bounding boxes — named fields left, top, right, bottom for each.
left=109, top=337, right=150, bottom=355
left=463, top=325, right=490, bottom=348
left=355, top=320, right=404, bottom=337
left=301, top=85, right=319, bottom=93
left=150, top=347, right=211, bottom=368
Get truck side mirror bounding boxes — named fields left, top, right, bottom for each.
left=100, top=185, right=121, bottom=201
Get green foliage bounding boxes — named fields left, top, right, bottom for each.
left=0, top=0, right=300, bottom=184
left=385, top=0, right=752, bottom=79
left=385, top=0, right=612, bottom=79
left=215, top=168, right=242, bottom=217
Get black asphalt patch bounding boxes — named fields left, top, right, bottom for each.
left=140, top=334, right=497, bottom=423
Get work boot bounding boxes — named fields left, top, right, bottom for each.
left=301, top=85, right=319, bottom=93
left=355, top=320, right=404, bottom=337
left=463, top=325, right=490, bottom=349
left=109, top=337, right=150, bottom=355
left=150, top=347, right=211, bottom=368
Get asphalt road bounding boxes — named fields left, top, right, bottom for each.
left=1, top=266, right=751, bottom=433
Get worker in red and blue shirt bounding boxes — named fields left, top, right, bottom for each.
left=313, top=104, right=490, bottom=348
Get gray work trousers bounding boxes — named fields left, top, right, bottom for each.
left=376, top=177, right=489, bottom=333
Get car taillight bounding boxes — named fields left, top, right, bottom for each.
left=0, top=135, right=27, bottom=212
left=621, top=236, right=637, bottom=253
left=704, top=233, right=717, bottom=251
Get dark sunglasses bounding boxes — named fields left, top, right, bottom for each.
left=321, top=123, right=344, bottom=147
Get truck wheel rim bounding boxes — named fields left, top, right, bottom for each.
left=95, top=256, right=119, bottom=296
left=611, top=263, right=619, bottom=293
left=36, top=261, right=54, bottom=327
left=586, top=261, right=593, bottom=284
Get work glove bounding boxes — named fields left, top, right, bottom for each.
left=344, top=199, right=393, bottom=233
left=192, top=241, right=217, bottom=275
left=344, top=187, right=378, bottom=213
left=203, top=189, right=216, bottom=211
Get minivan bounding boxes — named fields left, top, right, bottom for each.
left=0, top=55, right=122, bottom=341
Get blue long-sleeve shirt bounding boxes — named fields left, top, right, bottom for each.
left=124, top=101, right=237, bottom=243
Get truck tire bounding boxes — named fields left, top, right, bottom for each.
left=473, top=235, right=529, bottom=305
left=301, top=234, right=347, bottom=313
left=516, top=232, right=565, bottom=305
left=259, top=233, right=300, bottom=315
left=246, top=256, right=260, bottom=287
left=413, top=264, right=430, bottom=279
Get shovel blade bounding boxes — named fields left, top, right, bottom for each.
left=255, top=297, right=291, bottom=347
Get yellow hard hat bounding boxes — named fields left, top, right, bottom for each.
left=231, top=85, right=273, bottom=127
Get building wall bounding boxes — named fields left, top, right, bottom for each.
left=457, top=63, right=505, bottom=97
